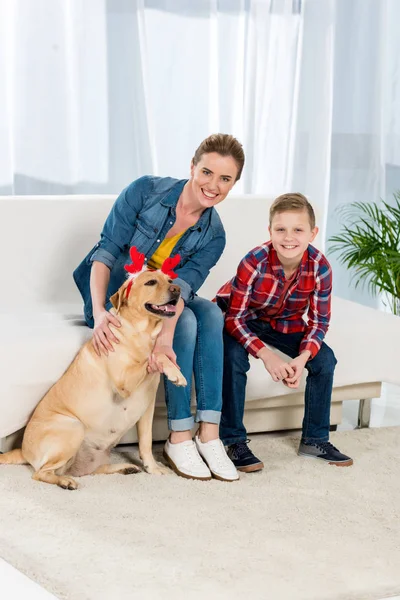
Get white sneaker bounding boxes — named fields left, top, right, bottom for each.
left=195, top=436, right=239, bottom=482
left=163, top=439, right=212, bottom=481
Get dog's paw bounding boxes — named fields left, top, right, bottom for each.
left=58, top=476, right=78, bottom=491
left=144, top=462, right=171, bottom=476
left=118, top=465, right=142, bottom=475
left=174, top=372, right=187, bottom=387
left=165, top=369, right=187, bottom=387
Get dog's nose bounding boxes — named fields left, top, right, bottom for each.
left=169, top=284, right=180, bottom=295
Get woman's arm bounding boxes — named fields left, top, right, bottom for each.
left=90, top=261, right=121, bottom=356
left=154, top=298, right=185, bottom=348
left=90, top=261, right=111, bottom=318
left=147, top=298, right=185, bottom=372
left=147, top=224, right=225, bottom=372
left=86, top=177, right=152, bottom=355
left=89, top=177, right=148, bottom=269
left=173, top=232, right=226, bottom=302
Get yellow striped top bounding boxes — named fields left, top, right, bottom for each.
left=147, top=230, right=187, bottom=270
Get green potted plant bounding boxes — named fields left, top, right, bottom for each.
left=328, top=192, right=400, bottom=316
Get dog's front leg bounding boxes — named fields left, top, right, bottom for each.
left=137, top=385, right=170, bottom=476
left=153, top=354, right=187, bottom=387
left=111, top=365, right=147, bottom=399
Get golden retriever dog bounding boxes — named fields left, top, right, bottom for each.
left=0, top=267, right=187, bottom=489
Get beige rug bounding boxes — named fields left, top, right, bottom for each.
left=1, top=427, right=400, bottom=600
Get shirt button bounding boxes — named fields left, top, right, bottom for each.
left=169, top=221, right=173, bottom=225
left=157, top=239, right=161, bottom=243
left=144, top=257, right=147, bottom=262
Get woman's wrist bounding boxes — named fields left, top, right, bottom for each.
left=93, top=305, right=106, bottom=320
left=155, top=334, right=174, bottom=348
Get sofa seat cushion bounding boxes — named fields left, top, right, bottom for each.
left=0, top=312, right=91, bottom=438
left=2, top=294, right=399, bottom=439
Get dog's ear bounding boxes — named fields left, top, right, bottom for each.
left=110, top=280, right=130, bottom=313
left=110, top=288, right=125, bottom=313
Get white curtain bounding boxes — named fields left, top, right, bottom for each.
left=1, top=0, right=399, bottom=305
left=0, top=0, right=109, bottom=191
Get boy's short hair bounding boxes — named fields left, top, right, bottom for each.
left=269, top=193, right=316, bottom=229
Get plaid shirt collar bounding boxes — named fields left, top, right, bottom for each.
left=266, top=240, right=308, bottom=280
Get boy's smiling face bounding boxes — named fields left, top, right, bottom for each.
left=269, top=209, right=318, bottom=269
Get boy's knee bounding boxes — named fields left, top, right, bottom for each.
left=309, top=344, right=337, bottom=375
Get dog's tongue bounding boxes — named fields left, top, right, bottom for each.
left=152, top=303, right=176, bottom=313
left=163, top=303, right=177, bottom=313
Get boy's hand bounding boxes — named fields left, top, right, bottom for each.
left=257, top=347, right=295, bottom=382
left=283, top=351, right=311, bottom=388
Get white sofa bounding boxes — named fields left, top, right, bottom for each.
left=1, top=193, right=399, bottom=452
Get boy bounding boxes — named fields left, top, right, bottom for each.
left=215, top=193, right=353, bottom=472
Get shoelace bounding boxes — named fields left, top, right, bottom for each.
left=315, top=441, right=339, bottom=453
left=185, top=443, right=205, bottom=466
left=210, top=439, right=234, bottom=467
left=231, top=440, right=252, bottom=459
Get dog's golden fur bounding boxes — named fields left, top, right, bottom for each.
left=0, top=270, right=186, bottom=489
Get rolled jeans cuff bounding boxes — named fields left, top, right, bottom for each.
left=168, top=416, right=194, bottom=431
left=195, top=410, right=221, bottom=425
left=301, top=435, right=330, bottom=444
left=220, top=435, right=247, bottom=446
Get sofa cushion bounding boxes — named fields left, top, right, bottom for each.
left=0, top=313, right=91, bottom=438
left=2, top=292, right=400, bottom=439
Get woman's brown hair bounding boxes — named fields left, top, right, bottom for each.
left=192, top=133, right=245, bottom=181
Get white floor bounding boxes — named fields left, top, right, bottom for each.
left=2, top=559, right=398, bottom=600
left=0, top=559, right=58, bottom=599
left=2, top=383, right=400, bottom=600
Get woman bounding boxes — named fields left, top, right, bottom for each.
left=73, top=133, right=245, bottom=482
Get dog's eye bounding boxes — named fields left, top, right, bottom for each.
left=144, top=279, right=157, bottom=286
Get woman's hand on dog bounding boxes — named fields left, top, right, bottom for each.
left=147, top=343, right=179, bottom=374
left=92, top=309, right=121, bottom=356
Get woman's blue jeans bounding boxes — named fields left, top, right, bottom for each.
left=220, top=320, right=337, bottom=445
left=164, top=296, right=224, bottom=431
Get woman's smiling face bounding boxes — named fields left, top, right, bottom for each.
left=189, top=152, right=238, bottom=209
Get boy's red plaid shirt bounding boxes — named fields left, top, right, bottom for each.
left=214, top=241, right=332, bottom=359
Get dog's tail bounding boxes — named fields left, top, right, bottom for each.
left=0, top=449, right=28, bottom=465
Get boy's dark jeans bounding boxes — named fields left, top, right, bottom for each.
left=220, top=320, right=337, bottom=445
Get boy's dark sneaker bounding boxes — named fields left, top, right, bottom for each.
left=227, top=441, right=264, bottom=472
left=298, top=441, right=353, bottom=467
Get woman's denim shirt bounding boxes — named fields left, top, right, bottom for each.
left=73, top=176, right=226, bottom=326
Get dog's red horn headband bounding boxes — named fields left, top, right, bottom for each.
left=161, top=254, right=180, bottom=280
left=124, top=246, right=145, bottom=274
left=124, top=246, right=146, bottom=298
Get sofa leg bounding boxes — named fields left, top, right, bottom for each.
left=329, top=424, right=338, bottom=432
left=357, top=398, right=372, bottom=429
